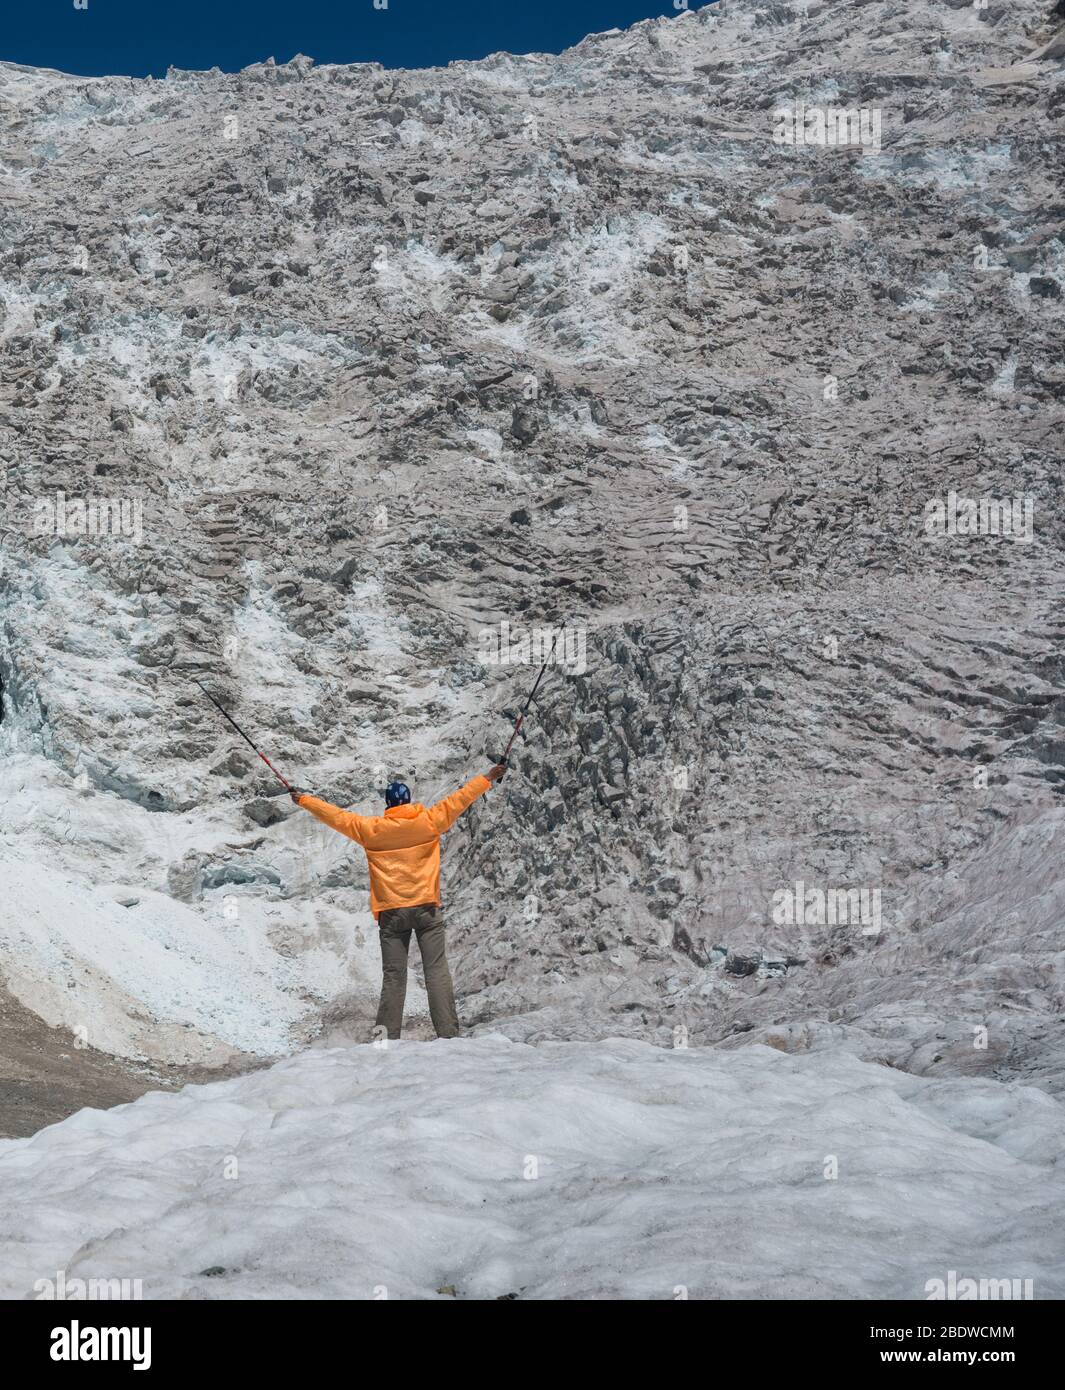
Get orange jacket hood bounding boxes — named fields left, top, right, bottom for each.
left=297, top=775, right=491, bottom=917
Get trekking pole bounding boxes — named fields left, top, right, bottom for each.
left=489, top=624, right=566, bottom=782
left=189, top=677, right=294, bottom=792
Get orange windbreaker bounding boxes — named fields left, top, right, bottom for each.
left=296, top=775, right=491, bottom=918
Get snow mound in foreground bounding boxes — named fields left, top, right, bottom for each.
left=1, top=1037, right=1062, bottom=1300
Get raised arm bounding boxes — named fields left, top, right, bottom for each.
left=425, top=768, right=502, bottom=835
left=292, top=791, right=368, bottom=845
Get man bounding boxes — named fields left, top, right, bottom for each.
left=289, top=766, right=505, bottom=1040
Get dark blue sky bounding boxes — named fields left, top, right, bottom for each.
left=5, top=0, right=705, bottom=79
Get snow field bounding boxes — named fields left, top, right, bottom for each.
left=2, top=1036, right=1062, bottom=1300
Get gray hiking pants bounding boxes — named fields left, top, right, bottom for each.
left=376, top=904, right=460, bottom=1040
